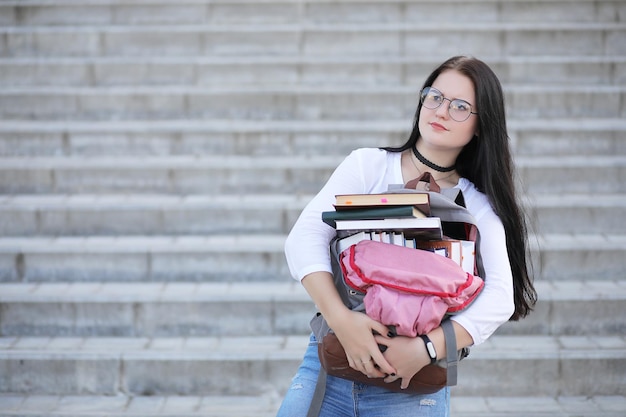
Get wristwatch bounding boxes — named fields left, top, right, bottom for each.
left=419, top=334, right=437, bottom=364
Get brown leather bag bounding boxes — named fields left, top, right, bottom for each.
left=318, top=332, right=447, bottom=394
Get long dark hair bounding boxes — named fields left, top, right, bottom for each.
left=384, top=56, right=536, bottom=320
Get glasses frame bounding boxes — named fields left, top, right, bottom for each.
left=419, top=87, right=477, bottom=122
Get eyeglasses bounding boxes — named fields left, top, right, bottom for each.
left=419, top=87, right=477, bottom=122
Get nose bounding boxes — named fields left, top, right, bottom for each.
left=435, top=98, right=451, bottom=119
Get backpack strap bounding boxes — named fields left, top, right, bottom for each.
left=307, top=366, right=327, bottom=417
left=441, top=319, right=459, bottom=386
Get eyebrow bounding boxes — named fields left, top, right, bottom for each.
left=432, top=88, right=474, bottom=105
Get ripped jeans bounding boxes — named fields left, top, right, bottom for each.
left=276, top=334, right=450, bottom=417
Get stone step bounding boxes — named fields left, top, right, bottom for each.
left=0, top=235, right=290, bottom=283
left=1, top=23, right=624, bottom=59
left=0, top=393, right=281, bottom=417
left=525, top=193, right=626, bottom=234
left=0, top=335, right=624, bottom=397
left=0, top=234, right=624, bottom=283
left=0, top=394, right=624, bottom=417
left=0, top=282, right=316, bottom=337
left=1, top=55, right=625, bottom=87
left=0, top=118, right=624, bottom=158
left=0, top=193, right=624, bottom=236
left=0, top=194, right=306, bottom=236
left=0, top=155, right=624, bottom=194
left=1, top=84, right=625, bottom=120
left=2, top=0, right=623, bottom=27
left=0, top=281, right=623, bottom=338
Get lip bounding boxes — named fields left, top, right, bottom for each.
left=429, top=122, right=448, bottom=131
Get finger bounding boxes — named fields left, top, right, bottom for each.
left=370, top=347, right=396, bottom=376
left=363, top=358, right=386, bottom=378
left=371, top=336, right=396, bottom=374
left=346, top=354, right=358, bottom=370
left=400, top=377, right=410, bottom=390
left=373, top=334, right=389, bottom=349
left=369, top=321, right=393, bottom=338
left=357, top=357, right=370, bottom=370
left=352, top=356, right=375, bottom=376
left=384, top=373, right=399, bottom=384
left=352, top=357, right=368, bottom=374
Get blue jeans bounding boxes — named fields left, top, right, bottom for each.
left=276, top=334, right=450, bottom=417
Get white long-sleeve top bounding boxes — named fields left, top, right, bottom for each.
left=284, top=148, right=515, bottom=345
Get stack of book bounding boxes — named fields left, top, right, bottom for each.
left=323, top=192, right=475, bottom=275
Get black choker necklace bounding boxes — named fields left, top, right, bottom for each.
left=412, top=146, right=456, bottom=173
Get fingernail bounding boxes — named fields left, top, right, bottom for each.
left=387, top=331, right=394, bottom=338
left=390, top=373, right=396, bottom=377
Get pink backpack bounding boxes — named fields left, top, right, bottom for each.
left=340, top=239, right=484, bottom=336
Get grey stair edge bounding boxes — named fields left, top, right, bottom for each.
left=0, top=193, right=624, bottom=209
left=0, top=281, right=312, bottom=302
left=0, top=0, right=618, bottom=5
left=0, top=193, right=307, bottom=209
left=523, top=194, right=626, bottom=207
left=2, top=83, right=625, bottom=94
left=0, top=394, right=623, bottom=417
left=0, top=335, right=624, bottom=359
left=0, top=335, right=308, bottom=360
left=0, top=155, right=624, bottom=169
left=0, top=393, right=280, bottom=417
left=0, top=194, right=308, bottom=211
left=1, top=118, right=625, bottom=132
left=0, top=119, right=412, bottom=133
left=2, top=54, right=626, bottom=65
left=0, top=235, right=288, bottom=252
left=448, top=395, right=626, bottom=417
left=0, top=0, right=616, bottom=7
left=3, top=21, right=626, bottom=32
left=1, top=280, right=624, bottom=303
left=0, top=233, right=625, bottom=252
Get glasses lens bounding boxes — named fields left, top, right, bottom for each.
left=449, top=99, right=472, bottom=122
left=420, top=87, right=443, bottom=109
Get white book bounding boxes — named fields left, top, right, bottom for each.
left=461, top=240, right=476, bottom=275
left=334, top=217, right=443, bottom=240
left=392, top=232, right=405, bottom=246
left=337, top=231, right=371, bottom=253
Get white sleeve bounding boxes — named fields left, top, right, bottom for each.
left=284, top=150, right=370, bottom=281
left=451, top=205, right=516, bottom=345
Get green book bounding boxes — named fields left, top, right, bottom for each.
left=322, top=205, right=426, bottom=228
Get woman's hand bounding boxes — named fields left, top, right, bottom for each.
left=328, top=309, right=396, bottom=379
left=374, top=334, right=431, bottom=389
left=300, top=272, right=396, bottom=379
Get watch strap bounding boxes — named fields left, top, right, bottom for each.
left=419, top=334, right=437, bottom=365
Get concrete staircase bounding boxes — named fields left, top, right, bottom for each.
left=0, top=1, right=625, bottom=416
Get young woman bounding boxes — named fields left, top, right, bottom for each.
left=277, top=56, right=537, bottom=417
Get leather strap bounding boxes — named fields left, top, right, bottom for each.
left=404, top=172, right=441, bottom=193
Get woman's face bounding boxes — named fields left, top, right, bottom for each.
left=418, top=69, right=478, bottom=152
